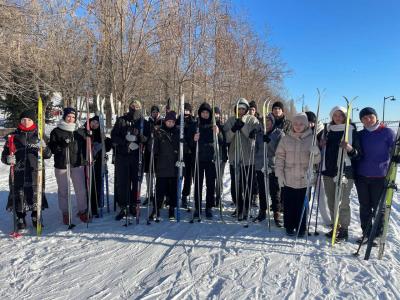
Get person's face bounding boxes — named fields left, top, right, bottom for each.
left=165, top=120, right=175, bottom=128
left=332, top=110, right=346, bottom=125
left=272, top=107, right=283, bottom=118
left=361, top=114, right=377, bottom=128
left=200, top=110, right=210, bottom=120
left=238, top=107, right=246, bottom=117
left=249, top=107, right=256, bottom=116
left=215, top=113, right=221, bottom=120
left=265, top=118, right=273, bottom=131
left=65, top=113, right=76, bottom=124
left=130, top=103, right=140, bottom=111
left=20, top=117, right=34, bottom=128
left=293, top=119, right=306, bottom=133
left=90, top=119, right=99, bottom=130
left=151, top=111, right=160, bottom=119
left=184, top=110, right=191, bottom=116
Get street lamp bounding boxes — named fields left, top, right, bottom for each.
left=383, top=96, right=396, bottom=122
left=351, top=107, right=359, bottom=120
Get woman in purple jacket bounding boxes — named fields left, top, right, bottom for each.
left=355, top=107, right=397, bottom=244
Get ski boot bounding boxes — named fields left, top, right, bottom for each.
left=205, top=208, right=213, bottom=219
left=168, top=207, right=175, bottom=220
left=253, top=212, right=266, bottom=223
left=273, top=212, right=283, bottom=227
left=335, top=228, right=349, bottom=243
left=17, top=217, right=26, bottom=231
left=115, top=209, right=127, bottom=221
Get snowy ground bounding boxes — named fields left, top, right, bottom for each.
left=0, top=149, right=400, bottom=299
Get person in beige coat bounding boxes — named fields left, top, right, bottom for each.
left=224, top=98, right=259, bottom=220
left=275, top=113, right=321, bottom=236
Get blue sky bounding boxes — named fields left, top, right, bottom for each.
left=232, top=0, right=400, bottom=122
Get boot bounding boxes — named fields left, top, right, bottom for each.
left=168, top=207, right=175, bottom=220
left=325, top=225, right=340, bottom=238
left=129, top=206, right=136, bottom=217
left=274, top=212, right=282, bottom=227
left=115, top=209, right=127, bottom=221
left=193, top=209, right=200, bottom=219
left=205, top=208, right=213, bottom=219
left=181, top=196, right=188, bottom=209
left=17, top=217, right=26, bottom=231
left=336, top=228, right=349, bottom=242
left=31, top=211, right=38, bottom=228
left=253, top=211, right=266, bottom=222
left=286, top=228, right=295, bottom=236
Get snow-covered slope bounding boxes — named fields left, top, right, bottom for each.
left=0, top=155, right=399, bottom=299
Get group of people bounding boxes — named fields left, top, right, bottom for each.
left=2, top=97, right=399, bottom=245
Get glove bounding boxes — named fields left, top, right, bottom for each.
left=7, top=155, right=16, bottom=165
left=249, top=129, right=257, bottom=140
left=309, top=145, right=320, bottom=155
left=231, top=119, right=245, bottom=133
left=278, top=176, right=286, bottom=188
left=263, top=134, right=271, bottom=143
left=37, top=139, right=46, bottom=148
left=125, top=133, right=136, bottom=142
left=128, top=142, right=139, bottom=151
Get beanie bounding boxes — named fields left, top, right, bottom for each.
left=184, top=103, right=192, bottom=113
left=305, top=111, right=317, bottom=123
left=164, top=111, right=177, bottom=122
left=20, top=109, right=36, bottom=121
left=151, top=105, right=160, bottom=113
left=198, top=102, right=212, bottom=117
left=329, top=106, right=347, bottom=119
left=249, top=100, right=257, bottom=110
left=272, top=101, right=284, bottom=111
left=63, top=107, right=77, bottom=120
left=214, top=106, right=221, bottom=114
left=359, top=107, right=378, bottom=120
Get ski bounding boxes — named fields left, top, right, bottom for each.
left=190, top=119, right=201, bottom=223
left=262, top=98, right=272, bottom=231
left=8, top=135, right=22, bottom=238
left=66, top=148, right=76, bottom=229
left=98, top=96, right=106, bottom=217
left=212, top=100, right=224, bottom=222
left=331, top=96, right=357, bottom=246
left=176, top=93, right=185, bottom=222
left=135, top=113, right=145, bottom=225
left=85, top=94, right=93, bottom=227
left=36, top=95, right=44, bottom=235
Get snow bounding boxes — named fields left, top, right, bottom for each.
left=0, top=149, right=400, bottom=299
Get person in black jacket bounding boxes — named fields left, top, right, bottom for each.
left=214, top=106, right=228, bottom=207
left=1, top=110, right=52, bottom=230
left=320, top=106, right=360, bottom=242
left=149, top=111, right=181, bottom=220
left=86, top=116, right=112, bottom=217
left=48, top=107, right=88, bottom=224
left=111, top=100, right=150, bottom=221
left=192, top=102, right=223, bottom=219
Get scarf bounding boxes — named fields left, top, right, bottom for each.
left=58, top=119, right=78, bottom=132
left=365, top=121, right=380, bottom=132
left=18, top=123, right=37, bottom=132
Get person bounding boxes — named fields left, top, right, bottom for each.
left=214, top=106, right=228, bottom=207
left=48, top=107, right=89, bottom=224
left=271, top=101, right=292, bottom=134
left=320, top=106, right=360, bottom=242
left=305, top=111, right=331, bottom=227
left=191, top=102, right=223, bottom=219
left=224, top=98, right=259, bottom=220
left=1, top=110, right=52, bottom=231
left=86, top=115, right=112, bottom=217
left=180, top=102, right=197, bottom=208
left=248, top=100, right=260, bottom=120
left=149, top=111, right=181, bottom=220
left=355, top=107, right=398, bottom=244
left=253, top=113, right=284, bottom=226
left=275, top=113, right=321, bottom=236
left=111, top=100, right=149, bottom=221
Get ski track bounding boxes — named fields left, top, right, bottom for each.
left=0, top=150, right=400, bottom=299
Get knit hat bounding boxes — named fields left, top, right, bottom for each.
left=129, top=100, right=142, bottom=110
left=359, top=107, right=378, bottom=120
left=272, top=101, right=284, bottom=111
left=329, top=106, right=347, bottom=119
left=20, top=109, right=36, bottom=121
left=63, top=107, right=77, bottom=120
left=305, top=111, right=317, bottom=123
left=198, top=102, right=212, bottom=117
left=89, top=115, right=99, bottom=123
left=164, top=111, right=177, bottom=122
left=184, top=103, right=192, bottom=113
left=214, top=106, right=221, bottom=114
left=249, top=100, right=257, bottom=110
left=151, top=105, right=160, bottom=113
left=293, top=112, right=309, bottom=128
left=235, top=98, right=249, bottom=111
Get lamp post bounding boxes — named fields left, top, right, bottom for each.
left=351, top=107, right=359, bottom=120
left=383, top=96, right=395, bottom=122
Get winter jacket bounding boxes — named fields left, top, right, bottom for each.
left=177, top=114, right=197, bottom=156
left=275, top=128, right=321, bottom=189
left=224, top=114, right=259, bottom=166
left=321, top=123, right=360, bottom=179
left=48, top=124, right=87, bottom=169
left=111, top=112, right=150, bottom=157
left=152, top=124, right=182, bottom=178
left=217, top=119, right=228, bottom=162
left=356, top=124, right=396, bottom=177
left=273, top=115, right=292, bottom=134
left=254, top=124, right=285, bottom=172
left=1, top=125, right=52, bottom=210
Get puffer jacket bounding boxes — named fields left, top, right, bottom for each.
left=275, top=128, right=321, bottom=189
left=224, top=114, right=259, bottom=166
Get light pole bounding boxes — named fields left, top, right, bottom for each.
left=383, top=96, right=395, bottom=122
left=351, top=107, right=359, bottom=120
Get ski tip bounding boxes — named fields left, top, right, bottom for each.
left=9, top=232, right=23, bottom=238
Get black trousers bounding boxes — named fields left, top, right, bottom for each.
left=115, top=154, right=139, bottom=209
left=194, top=161, right=216, bottom=210
left=355, top=176, right=385, bottom=236
left=282, top=186, right=307, bottom=233
left=269, top=172, right=281, bottom=212
left=154, top=177, right=178, bottom=210
left=182, top=154, right=194, bottom=197
left=230, top=164, right=255, bottom=216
